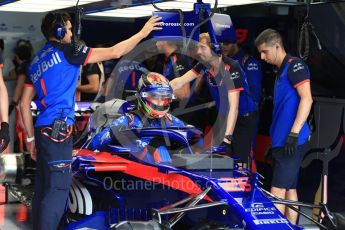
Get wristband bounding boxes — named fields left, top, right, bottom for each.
left=27, top=136, right=35, bottom=143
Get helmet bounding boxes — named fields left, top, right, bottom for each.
left=137, top=72, right=173, bottom=119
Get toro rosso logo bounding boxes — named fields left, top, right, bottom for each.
left=175, top=64, right=185, bottom=74
left=293, top=62, right=304, bottom=72
left=230, top=71, right=240, bottom=80
left=247, top=62, right=258, bottom=71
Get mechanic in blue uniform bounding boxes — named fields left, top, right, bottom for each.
left=221, top=27, right=262, bottom=167
left=103, top=45, right=163, bottom=102
left=89, top=72, right=187, bottom=164
left=107, top=59, right=149, bottom=100
left=155, top=40, right=200, bottom=124
left=255, top=29, right=313, bottom=225
left=171, top=33, right=247, bottom=160
left=156, top=40, right=192, bottom=98
left=221, top=29, right=262, bottom=106
left=19, top=11, right=162, bottom=230
left=0, top=50, right=10, bottom=153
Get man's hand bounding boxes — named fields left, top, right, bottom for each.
left=221, top=140, right=233, bottom=157
left=27, top=141, right=37, bottom=161
left=0, top=122, right=10, bottom=153
left=285, top=132, right=299, bottom=156
left=139, top=16, right=163, bottom=38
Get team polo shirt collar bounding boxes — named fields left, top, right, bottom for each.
left=277, top=54, right=291, bottom=77
left=164, top=52, right=178, bottom=63
left=207, top=60, right=225, bottom=78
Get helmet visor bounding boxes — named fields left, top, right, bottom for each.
left=141, top=88, right=173, bottom=106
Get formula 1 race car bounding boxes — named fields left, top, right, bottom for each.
left=0, top=99, right=341, bottom=230
left=64, top=99, right=338, bottom=230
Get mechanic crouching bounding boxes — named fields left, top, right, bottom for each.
left=19, top=11, right=162, bottom=230
left=89, top=72, right=192, bottom=163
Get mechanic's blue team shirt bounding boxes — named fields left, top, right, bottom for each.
left=232, top=48, right=262, bottom=106
left=89, top=112, right=185, bottom=163
left=26, top=42, right=92, bottom=126
left=110, top=59, right=148, bottom=99
left=162, top=52, right=201, bottom=111
left=162, top=52, right=205, bottom=112
left=162, top=52, right=191, bottom=81
left=192, top=57, right=244, bottom=116
left=271, top=54, right=310, bottom=147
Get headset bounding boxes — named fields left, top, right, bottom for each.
left=52, top=13, right=66, bottom=40
left=211, top=43, right=222, bottom=57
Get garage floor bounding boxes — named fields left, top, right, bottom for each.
left=0, top=186, right=32, bottom=229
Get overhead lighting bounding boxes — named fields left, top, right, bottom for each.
left=0, top=0, right=280, bottom=15
left=88, top=1, right=194, bottom=18
left=0, top=7, right=57, bottom=12
left=88, top=0, right=276, bottom=18
left=88, top=11, right=152, bottom=18
left=89, top=5, right=153, bottom=18
left=0, top=0, right=104, bottom=12
left=149, top=1, right=194, bottom=11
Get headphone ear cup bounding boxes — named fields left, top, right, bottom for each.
left=211, top=43, right=222, bottom=57
left=54, top=23, right=66, bottom=40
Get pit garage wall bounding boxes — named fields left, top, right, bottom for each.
left=296, top=2, right=345, bottom=99
left=0, top=12, right=45, bottom=61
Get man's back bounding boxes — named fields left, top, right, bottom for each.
left=27, top=42, right=91, bottom=126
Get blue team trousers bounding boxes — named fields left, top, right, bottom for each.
left=32, top=126, right=72, bottom=230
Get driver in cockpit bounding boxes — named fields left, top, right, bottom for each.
left=89, top=72, right=197, bottom=163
